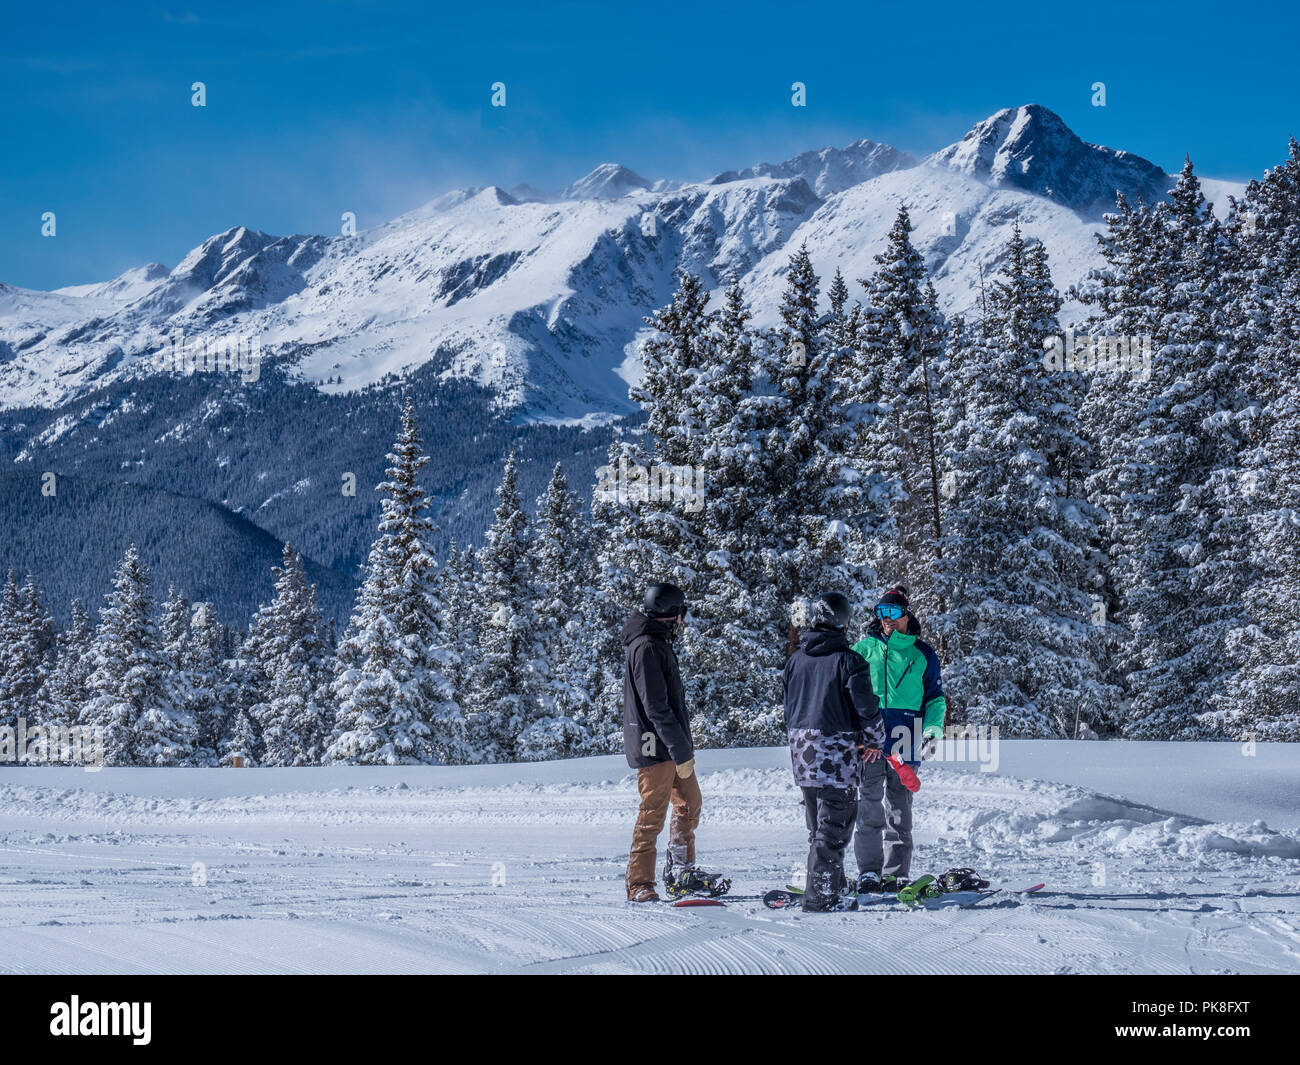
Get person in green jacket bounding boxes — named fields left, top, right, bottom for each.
left=849, top=585, right=946, bottom=891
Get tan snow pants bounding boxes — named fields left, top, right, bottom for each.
left=626, top=761, right=702, bottom=898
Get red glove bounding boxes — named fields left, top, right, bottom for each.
left=886, top=755, right=921, bottom=793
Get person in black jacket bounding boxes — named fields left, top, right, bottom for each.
left=783, top=592, right=885, bottom=911
left=623, top=582, right=727, bottom=902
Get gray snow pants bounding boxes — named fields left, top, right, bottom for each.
left=801, top=786, right=856, bottom=910
left=853, top=758, right=914, bottom=878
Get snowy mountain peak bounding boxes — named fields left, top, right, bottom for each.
left=560, top=163, right=653, bottom=200
left=53, top=262, right=170, bottom=304
left=927, top=103, right=1171, bottom=214
left=711, top=138, right=917, bottom=198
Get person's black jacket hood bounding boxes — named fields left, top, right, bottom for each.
left=783, top=626, right=884, bottom=740
left=622, top=611, right=693, bottom=769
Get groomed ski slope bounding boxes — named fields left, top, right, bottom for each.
left=1, top=742, right=1298, bottom=975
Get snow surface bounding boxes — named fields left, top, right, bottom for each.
left=2, top=742, right=1297, bottom=974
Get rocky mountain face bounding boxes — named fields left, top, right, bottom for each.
left=0, top=104, right=1244, bottom=621
left=0, top=104, right=1235, bottom=427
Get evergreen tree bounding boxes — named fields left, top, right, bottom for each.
left=854, top=208, right=948, bottom=616
left=1077, top=162, right=1243, bottom=737
left=765, top=243, right=862, bottom=644
left=41, top=598, right=95, bottom=736
left=0, top=574, right=56, bottom=759
left=327, top=398, right=464, bottom=765
left=1215, top=139, right=1300, bottom=739
left=937, top=224, right=1116, bottom=736
left=465, top=452, right=549, bottom=761
left=249, top=545, right=333, bottom=765
left=686, top=275, right=786, bottom=745
left=222, top=711, right=260, bottom=767
left=533, top=463, right=599, bottom=755
left=0, top=573, right=21, bottom=732
left=435, top=541, right=479, bottom=716
left=81, top=545, right=194, bottom=765
left=185, top=601, right=229, bottom=766
left=158, top=586, right=194, bottom=759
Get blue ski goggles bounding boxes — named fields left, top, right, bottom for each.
left=875, top=603, right=906, bottom=620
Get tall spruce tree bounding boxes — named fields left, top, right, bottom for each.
left=82, top=545, right=194, bottom=765
left=41, top=598, right=95, bottom=737
left=854, top=208, right=948, bottom=616
left=185, top=601, right=229, bottom=766
left=687, top=275, right=787, bottom=744
left=0, top=573, right=56, bottom=738
left=249, top=545, right=333, bottom=766
left=765, top=243, right=862, bottom=648
left=1215, top=139, right=1300, bottom=738
left=937, top=224, right=1116, bottom=735
left=1076, top=162, right=1243, bottom=737
left=465, top=452, right=550, bottom=761
left=327, top=398, right=464, bottom=765
left=533, top=463, right=599, bottom=755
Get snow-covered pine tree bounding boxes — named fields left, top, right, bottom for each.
left=158, top=586, right=194, bottom=758
left=0, top=573, right=21, bottom=732
left=588, top=272, right=717, bottom=737
left=0, top=573, right=56, bottom=750
left=1072, top=192, right=1162, bottom=713
left=853, top=208, right=948, bottom=617
left=0, top=573, right=43, bottom=732
left=219, top=630, right=266, bottom=765
left=936, top=224, right=1116, bottom=736
left=222, top=711, right=260, bottom=768
left=1214, top=139, right=1300, bottom=739
left=159, top=587, right=190, bottom=665
left=40, top=598, right=95, bottom=738
left=1158, top=161, right=1253, bottom=736
left=591, top=271, right=714, bottom=608
left=532, top=462, right=601, bottom=756
left=81, top=545, right=195, bottom=765
left=327, top=397, right=464, bottom=765
left=434, top=541, right=479, bottom=715
left=248, top=545, right=333, bottom=766
left=465, top=452, right=550, bottom=762
left=1077, top=162, right=1243, bottom=737
left=828, top=267, right=851, bottom=348
left=185, top=601, right=228, bottom=766
left=685, top=275, right=787, bottom=745
left=763, top=243, right=863, bottom=648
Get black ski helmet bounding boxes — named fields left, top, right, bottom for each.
left=821, top=591, right=852, bottom=629
left=644, top=582, right=686, bottom=618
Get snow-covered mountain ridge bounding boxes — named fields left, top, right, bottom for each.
left=0, top=104, right=1243, bottom=423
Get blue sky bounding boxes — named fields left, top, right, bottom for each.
left=4, top=0, right=1298, bottom=290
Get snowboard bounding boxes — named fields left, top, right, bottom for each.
left=671, top=893, right=768, bottom=907
left=763, top=880, right=1045, bottom=910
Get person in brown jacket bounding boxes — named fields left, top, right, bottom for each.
left=623, top=583, right=729, bottom=902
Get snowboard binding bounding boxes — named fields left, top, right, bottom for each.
left=663, top=863, right=732, bottom=900
left=937, top=867, right=990, bottom=893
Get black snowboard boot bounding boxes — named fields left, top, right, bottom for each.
left=856, top=871, right=884, bottom=894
